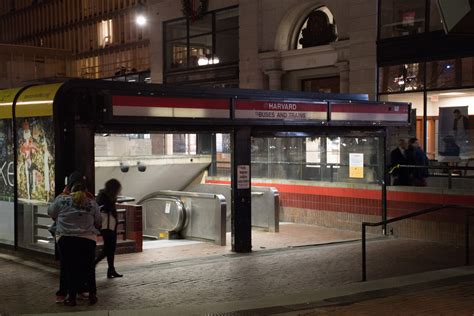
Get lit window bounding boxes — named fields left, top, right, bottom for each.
left=164, top=7, right=238, bottom=71
left=98, top=19, right=113, bottom=48
left=378, top=63, right=425, bottom=93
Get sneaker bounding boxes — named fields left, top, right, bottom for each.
left=78, top=292, right=89, bottom=300
left=55, top=295, right=66, bottom=303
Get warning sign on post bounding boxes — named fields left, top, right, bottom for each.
left=349, top=153, right=364, bottom=178
left=237, top=165, right=250, bottom=189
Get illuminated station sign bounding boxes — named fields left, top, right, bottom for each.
left=235, top=99, right=327, bottom=121
left=111, top=95, right=410, bottom=124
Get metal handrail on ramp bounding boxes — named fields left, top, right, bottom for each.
left=361, top=204, right=474, bottom=281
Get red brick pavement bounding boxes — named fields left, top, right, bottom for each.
left=287, top=277, right=474, bottom=316
left=0, top=224, right=473, bottom=315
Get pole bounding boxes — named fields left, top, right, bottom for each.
left=382, top=133, right=388, bottom=235
left=466, top=213, right=470, bottom=266
left=362, top=223, right=367, bottom=282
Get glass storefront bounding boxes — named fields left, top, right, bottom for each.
left=379, top=58, right=474, bottom=161
left=378, top=0, right=474, bottom=170
left=380, top=89, right=474, bottom=160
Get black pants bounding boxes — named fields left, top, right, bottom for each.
left=58, top=236, right=97, bottom=299
left=96, top=229, right=117, bottom=270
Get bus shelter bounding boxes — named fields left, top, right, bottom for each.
left=0, top=79, right=410, bottom=255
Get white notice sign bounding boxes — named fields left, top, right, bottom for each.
left=349, top=153, right=364, bottom=178
left=237, top=165, right=250, bottom=189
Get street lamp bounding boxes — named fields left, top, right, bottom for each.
left=135, top=1, right=147, bottom=27
left=136, top=14, right=147, bottom=26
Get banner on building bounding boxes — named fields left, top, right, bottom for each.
left=438, top=106, right=472, bottom=161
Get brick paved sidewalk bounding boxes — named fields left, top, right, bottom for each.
left=305, top=277, right=474, bottom=316
left=1, top=235, right=473, bottom=315
left=231, top=274, right=474, bottom=315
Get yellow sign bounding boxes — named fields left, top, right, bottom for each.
left=349, top=153, right=364, bottom=178
left=0, top=88, right=21, bottom=119
left=15, top=83, right=63, bottom=118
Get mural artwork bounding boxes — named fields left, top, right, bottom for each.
left=17, top=117, right=55, bottom=202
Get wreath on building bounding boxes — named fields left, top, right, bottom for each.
left=181, top=0, right=209, bottom=22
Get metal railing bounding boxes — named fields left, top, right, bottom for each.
left=361, top=204, right=474, bottom=281
left=389, top=164, right=474, bottom=189
left=33, top=204, right=128, bottom=243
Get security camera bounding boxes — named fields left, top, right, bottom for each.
left=137, top=161, right=146, bottom=172
left=120, top=162, right=129, bottom=173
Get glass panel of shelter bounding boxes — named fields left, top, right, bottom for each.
left=249, top=136, right=383, bottom=185
left=0, top=117, right=14, bottom=246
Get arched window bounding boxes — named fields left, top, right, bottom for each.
left=296, top=6, right=337, bottom=49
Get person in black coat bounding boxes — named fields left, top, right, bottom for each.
left=95, top=179, right=123, bottom=278
left=406, top=138, right=429, bottom=186
left=390, top=139, right=410, bottom=185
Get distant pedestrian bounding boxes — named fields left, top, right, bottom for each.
left=48, top=176, right=101, bottom=306
left=390, top=139, right=410, bottom=185
left=95, top=179, right=123, bottom=278
left=406, top=138, right=429, bottom=186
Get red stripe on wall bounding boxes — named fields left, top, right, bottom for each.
left=205, top=180, right=381, bottom=199
left=205, top=179, right=474, bottom=208
left=112, top=95, right=230, bottom=110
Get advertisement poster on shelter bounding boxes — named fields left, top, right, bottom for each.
left=17, top=117, right=55, bottom=202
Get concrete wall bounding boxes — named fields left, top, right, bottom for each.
left=95, top=158, right=210, bottom=202
left=0, top=44, right=72, bottom=89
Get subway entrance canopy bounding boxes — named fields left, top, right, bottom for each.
left=0, top=79, right=410, bottom=254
